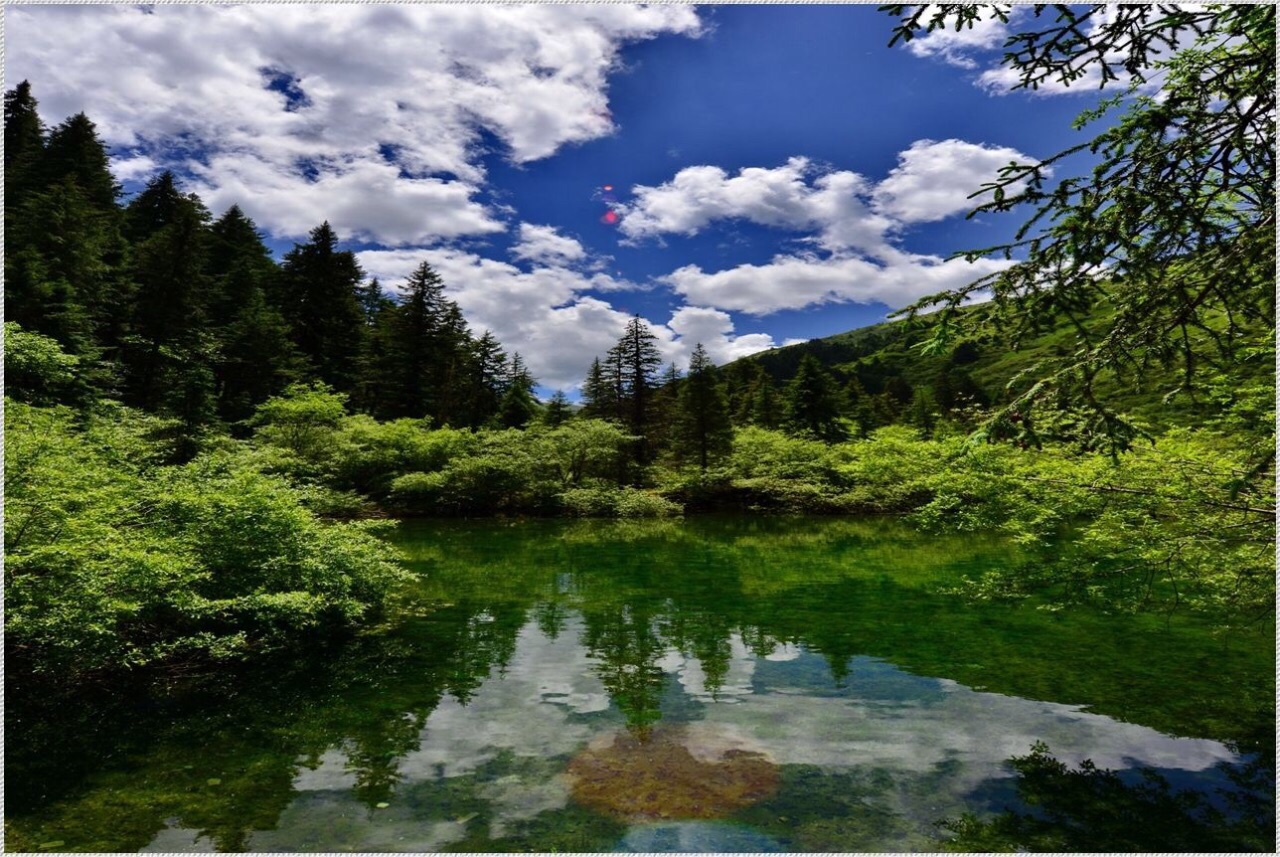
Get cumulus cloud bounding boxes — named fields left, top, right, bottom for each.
left=662, top=252, right=1011, bottom=316
left=358, top=248, right=777, bottom=390
left=904, top=5, right=1197, bottom=97
left=873, top=138, right=1034, bottom=223
left=510, top=223, right=588, bottom=266
left=618, top=157, right=895, bottom=256
left=7, top=3, right=702, bottom=244
left=904, top=12, right=1011, bottom=69
left=621, top=140, right=1031, bottom=316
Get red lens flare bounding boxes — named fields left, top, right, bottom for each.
left=601, top=210, right=620, bottom=225
left=603, top=184, right=614, bottom=191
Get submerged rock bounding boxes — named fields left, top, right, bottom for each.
left=567, top=723, right=779, bottom=820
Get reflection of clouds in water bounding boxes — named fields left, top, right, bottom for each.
left=764, top=643, right=802, bottom=662
left=291, top=747, right=358, bottom=792
left=672, top=636, right=757, bottom=702
left=249, top=791, right=471, bottom=852
left=141, top=822, right=216, bottom=852
left=479, top=772, right=576, bottom=839
left=159, top=620, right=1243, bottom=852
left=701, top=645, right=1236, bottom=800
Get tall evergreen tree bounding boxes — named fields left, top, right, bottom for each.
left=748, top=375, right=781, bottom=429
left=542, top=390, right=573, bottom=427
left=674, top=344, right=733, bottom=470
left=122, top=173, right=215, bottom=411
left=278, top=221, right=366, bottom=392
left=580, top=357, right=615, bottom=420
left=498, top=353, right=538, bottom=429
left=4, top=81, right=46, bottom=210
left=783, top=354, right=847, bottom=442
left=613, top=315, right=663, bottom=460
left=42, top=113, right=119, bottom=211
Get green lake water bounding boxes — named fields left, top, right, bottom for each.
left=5, top=516, right=1274, bottom=852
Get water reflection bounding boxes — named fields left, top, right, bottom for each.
left=5, top=517, right=1272, bottom=852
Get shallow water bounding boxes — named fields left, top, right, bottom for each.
left=6, top=516, right=1273, bottom=852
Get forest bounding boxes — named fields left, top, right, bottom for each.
left=5, top=55, right=1275, bottom=684
left=3, top=5, right=1275, bottom=853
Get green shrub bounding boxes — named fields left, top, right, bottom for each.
left=560, top=487, right=682, bottom=518
left=5, top=399, right=407, bottom=680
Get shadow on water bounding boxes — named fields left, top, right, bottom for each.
left=5, top=516, right=1273, bottom=852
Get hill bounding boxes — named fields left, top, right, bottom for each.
left=717, top=302, right=1270, bottom=434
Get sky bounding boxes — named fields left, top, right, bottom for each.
left=6, top=3, right=1118, bottom=393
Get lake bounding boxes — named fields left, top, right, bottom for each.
left=6, top=516, right=1273, bottom=852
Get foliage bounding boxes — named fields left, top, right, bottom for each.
left=881, top=4, right=1275, bottom=451
left=4, top=398, right=406, bottom=680
left=4, top=321, right=85, bottom=405
left=939, top=742, right=1274, bottom=852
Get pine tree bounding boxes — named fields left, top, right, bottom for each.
left=783, top=354, right=847, bottom=442
left=122, top=173, right=215, bottom=410
left=4, top=81, right=46, bottom=211
left=42, top=113, right=119, bottom=211
left=542, top=390, right=573, bottom=427
left=748, top=376, right=781, bottom=429
left=674, top=344, right=733, bottom=470
left=498, top=353, right=539, bottom=429
left=580, top=357, right=615, bottom=420
left=278, top=222, right=366, bottom=392
left=614, top=315, right=663, bottom=461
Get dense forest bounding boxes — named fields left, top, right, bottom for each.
left=5, top=58, right=1274, bottom=691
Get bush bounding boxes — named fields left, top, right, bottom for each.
left=560, top=487, right=682, bottom=518
left=4, top=399, right=407, bottom=680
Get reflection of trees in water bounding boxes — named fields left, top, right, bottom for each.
left=4, top=594, right=530, bottom=852
left=940, top=742, right=1275, bottom=853
left=9, top=517, right=1273, bottom=852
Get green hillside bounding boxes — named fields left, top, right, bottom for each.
left=719, top=302, right=1271, bottom=434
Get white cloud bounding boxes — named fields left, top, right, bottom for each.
left=666, top=306, right=779, bottom=365
left=904, top=12, right=1010, bottom=69
left=617, top=139, right=1034, bottom=263
left=662, top=252, right=1012, bottom=316
left=873, top=138, right=1035, bottom=224
left=904, top=5, right=1201, bottom=97
left=7, top=3, right=702, bottom=244
left=358, top=248, right=777, bottom=389
left=621, top=140, right=1033, bottom=316
left=617, top=157, right=895, bottom=256
left=510, top=223, right=588, bottom=266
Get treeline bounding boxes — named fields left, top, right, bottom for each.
left=5, top=81, right=539, bottom=452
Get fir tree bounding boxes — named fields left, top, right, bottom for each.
left=42, top=113, right=119, bottom=211
left=498, top=353, right=539, bottom=429
left=278, top=221, right=366, bottom=392
left=674, top=344, right=733, bottom=470
left=783, top=354, right=847, bottom=442
left=542, top=391, right=573, bottom=427
left=4, top=81, right=46, bottom=210
left=614, top=315, right=663, bottom=460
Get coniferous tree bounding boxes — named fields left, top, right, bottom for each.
left=4, top=81, right=46, bottom=211
left=542, top=390, right=573, bottom=427
left=783, top=354, right=847, bottom=442
left=498, top=353, right=538, bottom=429
left=614, top=315, right=663, bottom=460
left=278, top=221, right=365, bottom=393
left=580, top=357, right=615, bottom=420
left=204, top=206, right=298, bottom=420
left=748, top=376, right=781, bottom=429
left=462, top=330, right=508, bottom=427
left=122, top=172, right=215, bottom=411
left=42, top=113, right=119, bottom=212
left=674, top=344, right=733, bottom=470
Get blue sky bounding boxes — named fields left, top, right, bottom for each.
left=8, top=3, right=1112, bottom=391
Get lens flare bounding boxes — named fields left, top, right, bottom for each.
left=603, top=184, right=614, bottom=191
left=601, top=210, right=620, bottom=225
